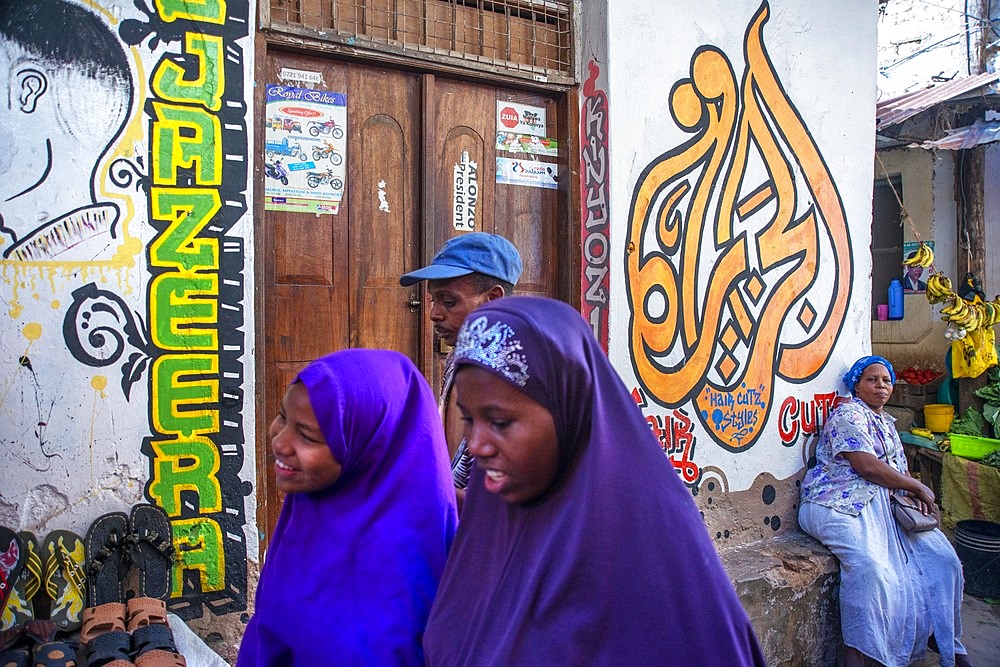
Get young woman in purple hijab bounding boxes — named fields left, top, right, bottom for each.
left=423, top=296, right=765, bottom=665
left=237, top=349, right=458, bottom=666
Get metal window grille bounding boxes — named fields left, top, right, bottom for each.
left=266, top=0, right=575, bottom=84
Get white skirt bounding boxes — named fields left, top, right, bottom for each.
left=799, top=487, right=967, bottom=667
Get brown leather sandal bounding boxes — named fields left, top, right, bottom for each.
left=78, top=603, right=126, bottom=645
left=132, top=650, right=185, bottom=667
left=124, top=599, right=167, bottom=633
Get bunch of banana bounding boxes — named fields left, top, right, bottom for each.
left=939, top=296, right=997, bottom=334
left=903, top=242, right=935, bottom=268
left=925, top=271, right=955, bottom=305
left=911, top=427, right=935, bottom=439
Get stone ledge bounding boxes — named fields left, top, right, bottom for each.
left=721, top=530, right=842, bottom=666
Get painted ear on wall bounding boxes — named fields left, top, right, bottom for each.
left=15, top=67, right=47, bottom=114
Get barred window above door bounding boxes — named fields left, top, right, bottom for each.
left=265, top=0, right=575, bottom=85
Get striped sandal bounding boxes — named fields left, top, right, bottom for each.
left=0, top=528, right=25, bottom=628
left=1, top=532, right=40, bottom=631
left=42, top=531, right=87, bottom=633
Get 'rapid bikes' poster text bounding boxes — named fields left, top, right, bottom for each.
left=264, top=85, right=347, bottom=214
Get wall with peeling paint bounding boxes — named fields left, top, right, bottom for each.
left=0, top=0, right=256, bottom=635
left=591, top=0, right=878, bottom=544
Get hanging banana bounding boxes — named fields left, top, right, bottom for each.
left=902, top=242, right=935, bottom=268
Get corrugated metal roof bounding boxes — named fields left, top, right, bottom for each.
left=875, top=71, right=1000, bottom=130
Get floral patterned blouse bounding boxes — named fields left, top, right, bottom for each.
left=800, top=397, right=908, bottom=516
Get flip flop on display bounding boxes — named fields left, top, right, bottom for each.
left=41, top=530, right=86, bottom=633
left=0, top=528, right=25, bottom=625
left=1, top=532, right=39, bottom=631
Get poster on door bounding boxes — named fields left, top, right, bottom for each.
left=264, top=84, right=347, bottom=214
left=496, top=101, right=547, bottom=137
left=496, top=157, right=559, bottom=189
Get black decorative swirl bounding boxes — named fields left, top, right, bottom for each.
left=63, top=283, right=155, bottom=399
left=109, top=156, right=148, bottom=192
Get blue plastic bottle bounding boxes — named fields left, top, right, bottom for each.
left=888, top=279, right=904, bottom=320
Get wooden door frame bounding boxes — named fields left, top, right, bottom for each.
left=252, top=32, right=582, bottom=555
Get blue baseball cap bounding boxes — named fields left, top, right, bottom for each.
left=399, top=232, right=523, bottom=287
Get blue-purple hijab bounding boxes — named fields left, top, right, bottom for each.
left=237, top=349, right=458, bottom=666
left=423, top=297, right=765, bottom=665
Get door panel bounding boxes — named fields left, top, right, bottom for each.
left=259, top=50, right=566, bottom=543
left=347, top=66, right=422, bottom=352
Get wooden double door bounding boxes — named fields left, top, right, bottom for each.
left=257, top=50, right=569, bottom=535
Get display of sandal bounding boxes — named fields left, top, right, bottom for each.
left=124, top=599, right=166, bottom=634
left=85, top=515, right=129, bottom=608
left=83, top=630, right=132, bottom=667
left=31, top=640, right=77, bottom=667
left=0, top=528, right=26, bottom=623
left=130, top=625, right=185, bottom=667
left=79, top=604, right=126, bottom=645
left=0, top=646, right=30, bottom=667
left=42, top=532, right=86, bottom=633
left=1, top=533, right=40, bottom=631
left=126, top=507, right=174, bottom=602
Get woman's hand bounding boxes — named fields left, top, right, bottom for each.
left=907, top=484, right=936, bottom=515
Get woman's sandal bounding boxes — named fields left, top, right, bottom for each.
left=78, top=604, right=126, bottom=646
left=0, top=646, right=30, bottom=667
left=31, top=641, right=78, bottom=667
left=85, top=515, right=129, bottom=608
left=130, top=625, right=184, bottom=667
left=41, top=532, right=87, bottom=633
left=0, top=528, right=26, bottom=625
left=125, top=507, right=174, bottom=602
left=1, top=533, right=40, bottom=632
left=124, top=599, right=166, bottom=634
left=83, top=631, right=132, bottom=667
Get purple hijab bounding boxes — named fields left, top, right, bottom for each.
left=423, top=297, right=765, bottom=666
left=237, top=349, right=458, bottom=666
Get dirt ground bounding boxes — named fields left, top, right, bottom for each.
left=912, top=593, right=1000, bottom=667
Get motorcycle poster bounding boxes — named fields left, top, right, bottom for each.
left=264, top=84, right=347, bottom=214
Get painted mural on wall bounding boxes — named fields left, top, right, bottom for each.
left=580, top=59, right=611, bottom=351
left=0, top=0, right=251, bottom=620
left=624, top=2, right=855, bottom=488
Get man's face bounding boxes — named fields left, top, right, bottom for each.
left=907, top=265, right=923, bottom=281
left=427, top=275, right=492, bottom=346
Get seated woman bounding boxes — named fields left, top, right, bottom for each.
left=423, top=296, right=765, bottom=665
left=237, top=349, right=458, bottom=666
left=799, top=356, right=971, bottom=667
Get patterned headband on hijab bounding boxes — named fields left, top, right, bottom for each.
left=842, top=355, right=896, bottom=395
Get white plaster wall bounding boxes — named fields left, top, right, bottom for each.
left=0, top=0, right=257, bottom=622
left=877, top=0, right=989, bottom=99
left=604, top=0, right=877, bottom=491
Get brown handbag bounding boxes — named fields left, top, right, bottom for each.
left=890, top=494, right=939, bottom=533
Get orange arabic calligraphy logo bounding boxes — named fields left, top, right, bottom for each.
left=625, top=1, right=852, bottom=451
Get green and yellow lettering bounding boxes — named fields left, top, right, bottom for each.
left=171, top=518, right=226, bottom=598
left=148, top=436, right=223, bottom=516
left=151, top=34, right=225, bottom=111
left=151, top=102, right=222, bottom=185
left=149, top=188, right=220, bottom=271
left=156, top=0, right=226, bottom=24
left=152, top=354, right=219, bottom=437
left=151, top=273, right=219, bottom=350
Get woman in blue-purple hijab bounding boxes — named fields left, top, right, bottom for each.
left=423, top=296, right=764, bottom=665
left=237, top=349, right=458, bottom=666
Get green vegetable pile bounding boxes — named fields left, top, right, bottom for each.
left=974, top=365, right=1000, bottom=432
left=950, top=406, right=987, bottom=436
left=981, top=450, right=1000, bottom=469
left=948, top=365, right=1000, bottom=438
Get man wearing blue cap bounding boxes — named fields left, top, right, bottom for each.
left=400, top=232, right=523, bottom=512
